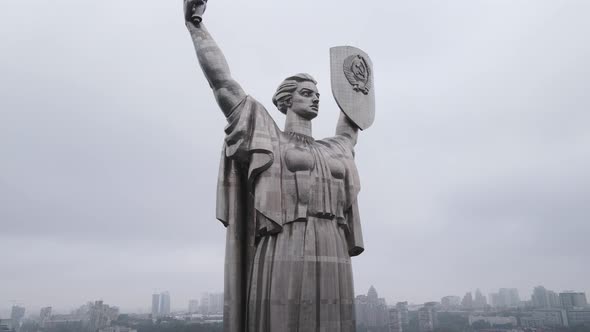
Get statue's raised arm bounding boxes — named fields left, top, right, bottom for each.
left=184, top=0, right=246, bottom=117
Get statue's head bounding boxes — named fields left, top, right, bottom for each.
left=272, top=73, right=319, bottom=120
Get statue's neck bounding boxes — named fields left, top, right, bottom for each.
left=284, top=111, right=312, bottom=137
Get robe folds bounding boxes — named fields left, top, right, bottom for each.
left=215, top=96, right=364, bottom=332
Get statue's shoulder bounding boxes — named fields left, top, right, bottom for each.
left=316, top=134, right=355, bottom=156
left=227, top=95, right=281, bottom=132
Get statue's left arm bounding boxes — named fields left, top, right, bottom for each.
left=335, top=113, right=359, bottom=146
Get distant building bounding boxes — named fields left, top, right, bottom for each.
left=10, top=306, right=25, bottom=330
left=200, top=293, right=210, bottom=315
left=549, top=291, right=561, bottom=307
left=488, top=288, right=520, bottom=308
left=462, top=292, right=473, bottom=309
left=355, top=286, right=389, bottom=330
left=522, top=309, right=569, bottom=328
left=209, top=293, right=223, bottom=314
left=520, top=316, right=544, bottom=328
left=468, top=315, right=517, bottom=327
left=388, top=307, right=403, bottom=332
left=87, top=300, right=120, bottom=331
left=396, top=302, right=409, bottom=328
left=0, top=318, right=13, bottom=331
left=567, top=308, right=590, bottom=326
left=532, top=286, right=560, bottom=308
left=489, top=293, right=500, bottom=307
left=42, top=315, right=84, bottom=331
left=441, top=296, right=461, bottom=309
left=474, top=289, right=488, bottom=309
left=199, top=293, right=223, bottom=315
left=418, top=302, right=438, bottom=332
left=159, top=292, right=171, bottom=316
left=40, top=307, right=52, bottom=327
left=151, top=293, right=160, bottom=317
left=151, top=291, right=171, bottom=317
left=501, top=288, right=520, bottom=307
left=98, top=327, right=137, bottom=332
left=188, top=299, right=200, bottom=313
left=560, top=292, right=588, bottom=309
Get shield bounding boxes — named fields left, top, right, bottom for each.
left=330, top=46, right=375, bottom=130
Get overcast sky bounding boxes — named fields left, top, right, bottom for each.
left=1, top=0, right=589, bottom=316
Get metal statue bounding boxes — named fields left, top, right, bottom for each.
left=183, top=1, right=375, bottom=330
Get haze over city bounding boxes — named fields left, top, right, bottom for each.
left=1, top=0, right=589, bottom=318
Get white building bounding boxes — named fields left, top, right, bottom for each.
left=188, top=299, right=200, bottom=313
left=99, top=327, right=137, bottom=332
left=160, top=292, right=171, bottom=315
left=418, top=302, right=438, bottom=332
left=560, top=292, right=588, bottom=309
left=388, top=307, right=402, bottom=332
left=151, top=291, right=171, bottom=317
left=522, top=309, right=569, bottom=328
left=469, top=315, right=517, bottom=327
left=396, top=302, right=409, bottom=326
left=151, top=293, right=160, bottom=317
left=567, top=309, right=590, bottom=326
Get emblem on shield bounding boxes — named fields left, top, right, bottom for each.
left=343, top=54, right=372, bottom=95
left=330, top=46, right=375, bottom=130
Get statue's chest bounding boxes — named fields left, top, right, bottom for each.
left=279, top=134, right=347, bottom=221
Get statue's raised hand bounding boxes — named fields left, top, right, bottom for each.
left=184, top=0, right=208, bottom=24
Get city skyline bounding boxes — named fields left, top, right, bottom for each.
left=2, top=0, right=589, bottom=315
left=4, top=287, right=589, bottom=331
left=2, top=284, right=589, bottom=319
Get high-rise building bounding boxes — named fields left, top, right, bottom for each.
left=200, top=293, right=211, bottom=315
left=489, top=293, right=500, bottom=308
left=499, top=288, right=520, bottom=307
left=188, top=299, right=200, bottom=313
left=559, top=292, right=587, bottom=309
left=151, top=294, right=160, bottom=317
left=87, top=300, right=119, bottom=331
left=159, top=292, right=171, bottom=316
left=198, top=292, right=223, bottom=315
left=209, top=293, right=223, bottom=314
left=533, top=286, right=551, bottom=308
left=389, top=307, right=403, bottom=332
left=532, top=286, right=561, bottom=308
left=355, top=286, right=389, bottom=330
left=151, top=292, right=171, bottom=317
left=461, top=292, right=473, bottom=309
left=474, top=289, right=487, bottom=309
left=489, top=288, right=520, bottom=308
left=10, top=305, right=25, bottom=330
left=548, top=291, right=561, bottom=307
left=418, top=302, right=438, bottom=332
left=396, top=302, right=409, bottom=328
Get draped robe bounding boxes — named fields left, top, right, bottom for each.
left=215, top=96, right=364, bottom=332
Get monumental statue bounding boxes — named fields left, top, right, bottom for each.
left=184, top=1, right=375, bottom=331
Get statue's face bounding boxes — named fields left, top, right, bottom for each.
left=288, top=81, right=320, bottom=120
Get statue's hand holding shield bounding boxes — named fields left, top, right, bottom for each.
left=184, top=0, right=208, bottom=24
